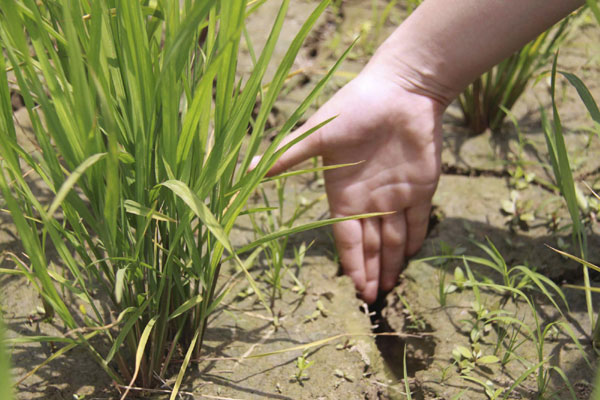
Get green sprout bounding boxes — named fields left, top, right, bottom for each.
left=452, top=343, right=500, bottom=374
left=501, top=190, right=535, bottom=231
left=292, top=352, right=314, bottom=384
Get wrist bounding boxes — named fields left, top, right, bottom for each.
left=364, top=0, right=583, bottom=110
left=362, top=45, right=456, bottom=114
left=367, top=49, right=457, bottom=109
left=365, top=28, right=460, bottom=109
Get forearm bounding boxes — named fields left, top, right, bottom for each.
left=368, top=0, right=584, bottom=105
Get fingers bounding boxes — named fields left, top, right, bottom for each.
left=378, top=204, right=431, bottom=292
left=332, top=219, right=366, bottom=293
left=336, top=205, right=430, bottom=301
left=361, top=217, right=381, bottom=304
left=380, top=213, right=406, bottom=292
left=405, top=203, right=432, bottom=256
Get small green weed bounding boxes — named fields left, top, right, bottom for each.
left=501, top=190, right=536, bottom=231
left=291, top=352, right=314, bottom=384
left=397, top=293, right=427, bottom=332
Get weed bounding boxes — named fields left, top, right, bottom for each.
left=452, top=343, right=500, bottom=374
left=433, top=241, right=466, bottom=306
left=303, top=299, right=328, bottom=323
left=397, top=293, right=427, bottom=332
left=335, top=338, right=356, bottom=351
left=250, top=178, right=325, bottom=307
left=422, top=239, right=568, bottom=312
left=469, top=277, right=587, bottom=399
left=435, top=361, right=456, bottom=384
left=495, top=319, right=527, bottom=366
left=426, top=241, right=589, bottom=398
left=289, top=241, right=311, bottom=295
left=501, top=190, right=535, bottom=231
left=402, top=343, right=413, bottom=400
left=333, top=368, right=354, bottom=382
left=291, top=352, right=314, bottom=384
left=508, top=166, right=536, bottom=191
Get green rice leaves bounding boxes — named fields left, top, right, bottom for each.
left=0, top=0, right=355, bottom=394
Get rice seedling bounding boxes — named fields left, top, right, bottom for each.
left=249, top=177, right=325, bottom=307
left=541, top=54, right=600, bottom=346
left=459, top=260, right=587, bottom=399
left=421, top=239, right=568, bottom=312
left=0, top=1, right=382, bottom=397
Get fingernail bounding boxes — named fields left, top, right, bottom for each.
left=248, top=156, right=260, bottom=171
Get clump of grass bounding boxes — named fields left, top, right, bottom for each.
left=466, top=263, right=586, bottom=399
left=0, top=1, right=380, bottom=397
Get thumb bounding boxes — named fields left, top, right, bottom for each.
left=251, top=121, right=323, bottom=177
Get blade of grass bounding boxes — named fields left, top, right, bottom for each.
left=547, top=53, right=594, bottom=325
left=120, top=315, right=159, bottom=400
left=234, top=212, right=393, bottom=256
left=558, top=71, right=600, bottom=125
left=260, top=161, right=364, bottom=184
left=0, top=318, right=13, bottom=400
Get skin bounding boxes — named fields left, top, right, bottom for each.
left=264, top=0, right=584, bottom=304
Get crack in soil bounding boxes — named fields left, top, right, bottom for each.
left=365, top=297, right=435, bottom=399
left=441, top=162, right=560, bottom=195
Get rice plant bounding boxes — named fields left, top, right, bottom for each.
left=541, top=53, right=600, bottom=347
left=249, top=176, right=325, bottom=306
left=456, top=258, right=586, bottom=399
left=0, top=1, right=377, bottom=397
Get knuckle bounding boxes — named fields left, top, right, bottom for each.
left=383, top=232, right=405, bottom=248
left=363, top=236, right=380, bottom=254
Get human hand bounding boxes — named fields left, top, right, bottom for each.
left=257, top=0, right=582, bottom=304
left=264, top=60, right=445, bottom=304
